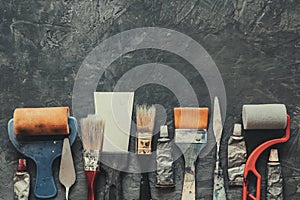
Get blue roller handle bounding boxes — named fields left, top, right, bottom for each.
left=8, top=117, right=78, bottom=199
left=35, top=155, right=57, bottom=198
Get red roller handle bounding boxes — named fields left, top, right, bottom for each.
left=242, top=115, right=290, bottom=200
left=85, top=170, right=99, bottom=200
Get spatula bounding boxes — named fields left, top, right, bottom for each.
left=94, top=92, right=134, bottom=200
left=59, top=138, right=76, bottom=200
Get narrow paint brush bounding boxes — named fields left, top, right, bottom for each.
left=81, top=115, right=105, bottom=200
left=174, top=107, right=209, bottom=200
left=136, top=105, right=156, bottom=200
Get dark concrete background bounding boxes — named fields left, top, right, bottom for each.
left=0, top=0, right=299, bottom=199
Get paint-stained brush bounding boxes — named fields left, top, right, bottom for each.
left=136, top=105, right=156, bottom=200
left=174, top=107, right=209, bottom=200
left=81, top=115, right=105, bottom=200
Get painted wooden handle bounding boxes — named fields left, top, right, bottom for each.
left=213, top=169, right=226, bottom=200
left=182, top=164, right=196, bottom=200
left=85, top=171, right=98, bottom=200
left=140, top=173, right=152, bottom=200
left=104, top=168, right=122, bottom=200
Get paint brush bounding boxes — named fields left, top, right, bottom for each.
left=213, top=96, right=226, bottom=200
left=174, top=107, right=209, bottom=200
left=81, top=115, right=105, bottom=200
left=136, top=105, right=156, bottom=200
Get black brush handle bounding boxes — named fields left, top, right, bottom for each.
left=140, top=173, right=152, bottom=200
left=104, top=166, right=122, bottom=200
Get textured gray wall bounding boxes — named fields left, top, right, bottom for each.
left=0, top=0, right=300, bottom=199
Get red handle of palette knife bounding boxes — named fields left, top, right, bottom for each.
left=242, top=115, right=290, bottom=200
left=85, top=170, right=99, bottom=200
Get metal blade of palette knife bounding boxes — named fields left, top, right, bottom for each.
left=213, top=96, right=226, bottom=200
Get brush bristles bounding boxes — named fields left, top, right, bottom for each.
left=80, top=115, right=105, bottom=151
left=136, top=105, right=156, bottom=133
left=174, top=107, right=209, bottom=129
left=136, top=105, right=156, bottom=154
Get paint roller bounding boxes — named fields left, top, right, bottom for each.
left=8, top=107, right=78, bottom=199
left=242, top=104, right=290, bottom=200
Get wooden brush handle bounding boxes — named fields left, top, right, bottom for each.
left=104, top=168, right=122, bottom=200
left=182, top=164, right=196, bottom=200
left=140, top=173, right=152, bottom=200
left=85, top=171, right=98, bottom=200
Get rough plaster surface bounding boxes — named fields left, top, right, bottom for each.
left=0, top=0, right=299, bottom=199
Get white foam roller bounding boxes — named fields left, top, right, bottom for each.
left=242, top=104, right=287, bottom=130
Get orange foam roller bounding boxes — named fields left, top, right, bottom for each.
left=14, top=107, right=70, bottom=136
left=174, top=107, right=209, bottom=129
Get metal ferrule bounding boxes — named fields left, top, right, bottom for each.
left=137, top=132, right=152, bottom=154
left=175, top=129, right=207, bottom=144
left=83, top=150, right=100, bottom=171
left=137, top=132, right=153, bottom=138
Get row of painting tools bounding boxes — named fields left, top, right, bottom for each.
left=7, top=93, right=291, bottom=200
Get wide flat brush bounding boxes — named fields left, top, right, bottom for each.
left=174, top=107, right=209, bottom=200
left=136, top=105, right=156, bottom=200
left=80, top=115, right=105, bottom=200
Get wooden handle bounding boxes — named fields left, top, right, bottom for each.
left=104, top=167, right=122, bottom=200
left=213, top=169, right=226, bottom=200
left=139, top=173, right=152, bottom=200
left=85, top=171, right=98, bottom=200
left=182, top=164, right=196, bottom=200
